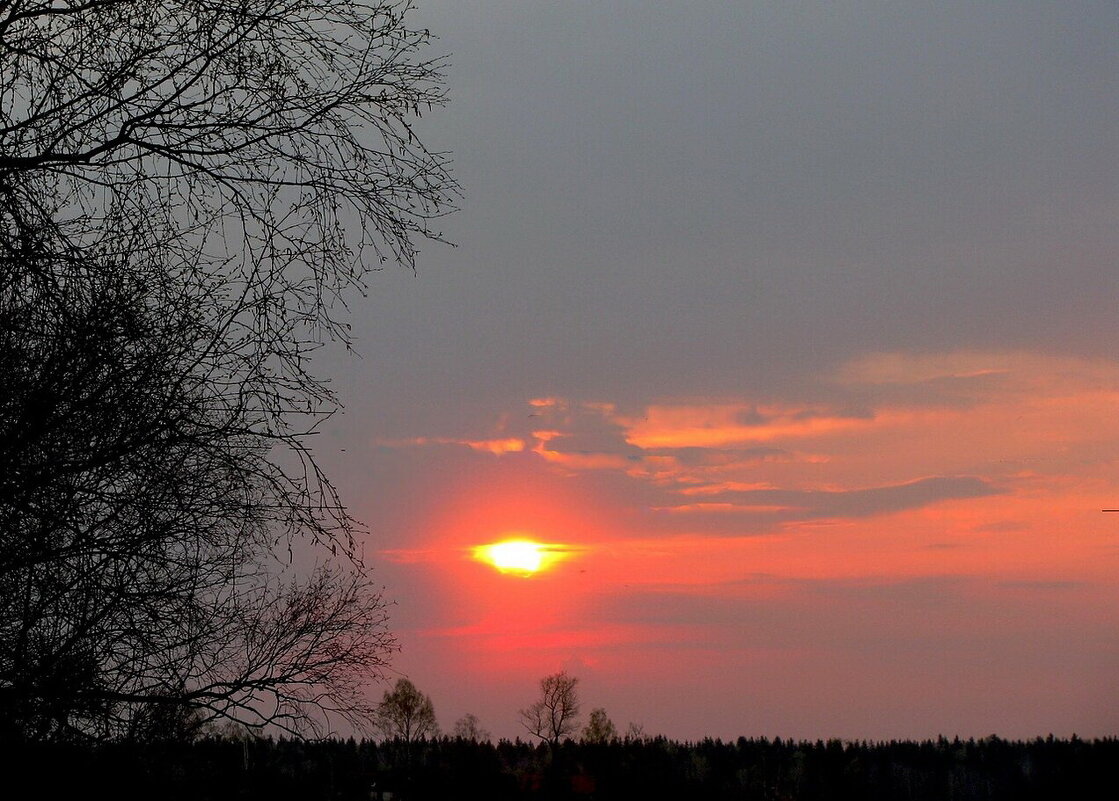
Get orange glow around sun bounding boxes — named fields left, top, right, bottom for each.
left=473, top=538, right=566, bottom=575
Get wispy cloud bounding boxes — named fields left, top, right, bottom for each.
left=660, top=476, right=1001, bottom=520
left=381, top=435, right=526, bottom=455
left=620, top=403, right=875, bottom=449
left=380, top=350, right=1119, bottom=544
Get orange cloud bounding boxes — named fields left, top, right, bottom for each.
left=384, top=435, right=525, bottom=455
left=620, top=403, right=875, bottom=449
left=652, top=502, right=796, bottom=514
left=678, top=482, right=778, bottom=495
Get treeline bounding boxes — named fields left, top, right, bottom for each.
left=9, top=734, right=1118, bottom=801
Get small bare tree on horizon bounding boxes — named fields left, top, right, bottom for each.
left=453, top=712, right=491, bottom=742
left=520, top=671, right=580, bottom=749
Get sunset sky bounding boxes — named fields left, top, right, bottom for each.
left=319, top=1, right=1119, bottom=741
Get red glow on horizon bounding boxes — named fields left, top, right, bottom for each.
left=374, top=351, right=1119, bottom=738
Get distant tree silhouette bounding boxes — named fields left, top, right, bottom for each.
left=520, top=671, right=580, bottom=748
left=624, top=721, right=649, bottom=742
left=453, top=712, right=491, bottom=742
left=375, top=679, right=440, bottom=742
left=0, top=0, right=454, bottom=741
left=581, top=707, right=618, bottom=744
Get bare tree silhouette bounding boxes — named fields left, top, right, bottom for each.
left=520, top=672, right=580, bottom=749
left=0, top=235, right=395, bottom=740
left=0, top=0, right=455, bottom=742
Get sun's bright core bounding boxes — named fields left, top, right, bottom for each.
left=475, top=539, right=548, bottom=574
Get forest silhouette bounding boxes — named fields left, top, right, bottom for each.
left=9, top=731, right=1118, bottom=800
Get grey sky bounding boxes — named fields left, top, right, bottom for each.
left=316, top=1, right=1119, bottom=739
left=343, top=1, right=1118, bottom=431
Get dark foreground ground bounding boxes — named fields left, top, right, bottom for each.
left=9, top=734, right=1118, bottom=800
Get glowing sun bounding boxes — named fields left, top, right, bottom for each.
left=474, top=538, right=560, bottom=575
